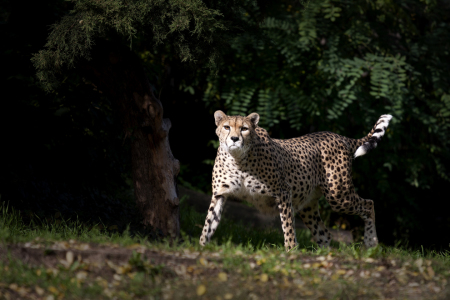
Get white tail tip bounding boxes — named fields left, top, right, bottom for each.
left=354, top=146, right=367, bottom=158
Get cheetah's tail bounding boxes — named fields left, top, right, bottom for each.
left=354, top=114, right=393, bottom=158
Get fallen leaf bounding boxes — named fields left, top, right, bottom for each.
left=95, top=278, right=108, bottom=288
left=256, top=258, right=266, bottom=265
left=317, top=256, right=326, bottom=261
left=398, top=277, right=408, bottom=284
left=17, top=287, right=28, bottom=296
left=57, top=242, right=70, bottom=249
left=113, top=274, right=121, bottom=281
left=218, top=272, right=228, bottom=282
left=66, top=251, right=74, bottom=266
left=311, top=263, right=321, bottom=269
left=174, top=265, right=187, bottom=276
left=336, top=269, right=346, bottom=275
left=344, top=270, right=354, bottom=278
left=331, top=273, right=340, bottom=281
left=76, top=244, right=90, bottom=250
left=248, top=293, right=258, bottom=300
left=104, top=288, right=113, bottom=297
left=359, top=271, right=370, bottom=278
left=47, top=268, right=59, bottom=276
left=260, top=274, right=268, bottom=282
left=199, top=258, right=208, bottom=266
left=224, top=293, right=233, bottom=299
left=414, top=258, right=423, bottom=269
left=106, top=260, right=118, bottom=272
left=196, top=284, right=206, bottom=296
left=76, top=271, right=87, bottom=280
left=427, top=266, right=435, bottom=278
left=48, top=286, right=58, bottom=294
left=281, top=277, right=290, bottom=288
left=117, top=264, right=132, bottom=274
left=35, top=286, right=45, bottom=296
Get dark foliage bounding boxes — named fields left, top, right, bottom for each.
left=1, top=0, right=449, bottom=249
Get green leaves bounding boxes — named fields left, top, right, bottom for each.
left=33, top=0, right=245, bottom=91
left=200, top=0, right=450, bottom=245
left=229, top=86, right=256, bottom=116
left=322, top=0, right=342, bottom=22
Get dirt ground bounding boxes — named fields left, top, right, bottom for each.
left=0, top=187, right=447, bottom=299
left=1, top=239, right=449, bottom=300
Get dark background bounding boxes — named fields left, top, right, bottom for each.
left=1, top=0, right=449, bottom=250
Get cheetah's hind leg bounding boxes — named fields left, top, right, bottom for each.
left=298, top=188, right=331, bottom=248
left=358, top=197, right=378, bottom=248
left=199, top=195, right=227, bottom=246
left=324, top=190, right=378, bottom=248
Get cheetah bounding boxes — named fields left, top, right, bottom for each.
left=199, top=111, right=393, bottom=251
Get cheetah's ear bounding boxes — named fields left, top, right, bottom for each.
left=214, top=110, right=227, bottom=126
left=246, top=112, right=260, bottom=126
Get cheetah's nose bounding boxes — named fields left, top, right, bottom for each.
left=230, top=136, right=239, bottom=142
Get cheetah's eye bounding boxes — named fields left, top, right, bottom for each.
left=224, top=125, right=230, bottom=130
left=241, top=127, right=248, bottom=132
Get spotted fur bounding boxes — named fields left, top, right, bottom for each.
left=199, top=111, right=393, bottom=251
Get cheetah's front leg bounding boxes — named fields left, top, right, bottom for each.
left=276, top=191, right=297, bottom=251
left=199, top=195, right=227, bottom=246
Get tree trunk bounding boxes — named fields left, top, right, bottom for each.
left=81, top=41, right=180, bottom=238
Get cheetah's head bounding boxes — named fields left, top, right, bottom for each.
left=214, top=111, right=260, bottom=157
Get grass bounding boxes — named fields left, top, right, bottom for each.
left=0, top=203, right=141, bottom=246
left=1, top=201, right=450, bottom=299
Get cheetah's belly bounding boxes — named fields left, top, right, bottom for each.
left=227, top=174, right=279, bottom=216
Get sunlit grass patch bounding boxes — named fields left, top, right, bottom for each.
left=179, top=196, right=315, bottom=250
left=1, top=201, right=450, bottom=299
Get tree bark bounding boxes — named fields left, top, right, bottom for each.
left=81, top=41, right=180, bottom=238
